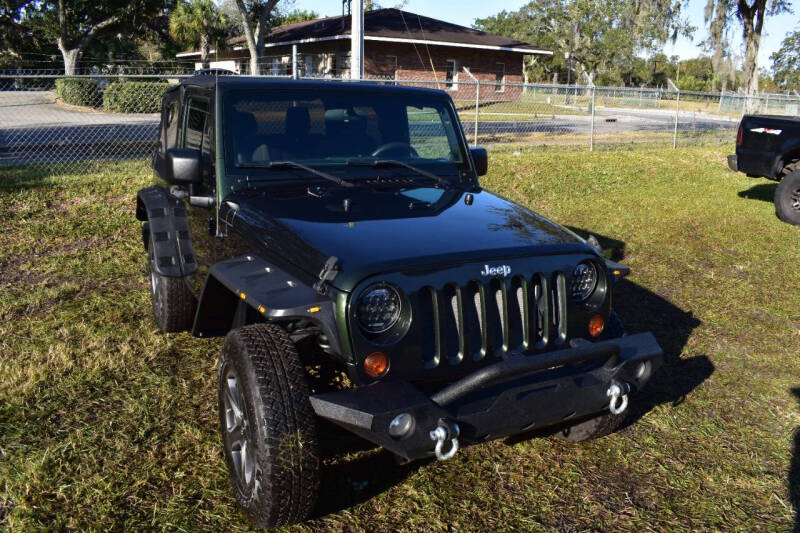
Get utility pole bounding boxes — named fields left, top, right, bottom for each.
left=350, top=0, right=364, bottom=80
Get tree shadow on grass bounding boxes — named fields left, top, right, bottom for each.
left=790, top=387, right=800, bottom=532
left=737, top=182, right=776, bottom=203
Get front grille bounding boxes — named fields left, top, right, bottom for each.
left=416, top=272, right=568, bottom=368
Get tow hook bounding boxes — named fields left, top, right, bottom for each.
left=606, top=382, right=630, bottom=415
left=430, top=420, right=460, bottom=460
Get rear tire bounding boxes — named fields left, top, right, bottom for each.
left=557, top=412, right=625, bottom=442
left=775, top=169, right=800, bottom=225
left=218, top=323, right=320, bottom=528
left=147, top=237, right=196, bottom=332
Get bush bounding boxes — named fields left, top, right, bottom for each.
left=55, top=78, right=101, bottom=107
left=102, top=81, right=171, bottom=113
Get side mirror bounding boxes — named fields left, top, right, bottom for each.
left=165, top=148, right=202, bottom=184
left=470, top=147, right=488, bottom=177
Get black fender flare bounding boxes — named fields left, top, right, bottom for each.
left=136, top=186, right=198, bottom=278
left=193, top=254, right=342, bottom=355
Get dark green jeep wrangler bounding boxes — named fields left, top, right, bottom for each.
left=137, top=75, right=663, bottom=527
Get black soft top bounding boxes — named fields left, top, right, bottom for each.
left=175, top=74, right=451, bottom=100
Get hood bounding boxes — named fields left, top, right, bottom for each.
left=227, top=185, right=593, bottom=291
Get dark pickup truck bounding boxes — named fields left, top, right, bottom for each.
left=729, top=114, right=800, bottom=224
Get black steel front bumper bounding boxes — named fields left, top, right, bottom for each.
left=310, top=333, right=663, bottom=461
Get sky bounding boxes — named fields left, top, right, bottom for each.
left=298, top=0, right=798, bottom=68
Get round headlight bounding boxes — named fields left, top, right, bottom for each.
left=571, top=262, right=598, bottom=302
left=356, top=284, right=402, bottom=333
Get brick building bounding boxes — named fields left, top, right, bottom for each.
left=177, top=8, right=550, bottom=99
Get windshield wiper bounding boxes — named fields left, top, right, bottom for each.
left=346, top=159, right=452, bottom=187
left=239, top=160, right=354, bottom=188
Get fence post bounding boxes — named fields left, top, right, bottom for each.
left=292, top=45, right=298, bottom=79
left=461, top=67, right=480, bottom=145
left=590, top=86, right=595, bottom=152
left=673, top=89, right=680, bottom=149
left=474, top=79, right=480, bottom=146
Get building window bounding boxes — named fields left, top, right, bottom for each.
left=445, top=59, right=457, bottom=90
left=495, top=62, right=505, bottom=92
left=271, top=57, right=281, bottom=76
left=304, top=55, right=315, bottom=77
left=334, top=53, right=350, bottom=77
left=385, top=55, right=398, bottom=80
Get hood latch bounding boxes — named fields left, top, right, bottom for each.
left=314, top=256, right=340, bottom=295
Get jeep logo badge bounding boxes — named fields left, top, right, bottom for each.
left=480, top=264, right=511, bottom=277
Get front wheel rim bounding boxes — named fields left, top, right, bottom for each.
left=790, top=187, right=800, bottom=212
left=222, top=366, right=256, bottom=492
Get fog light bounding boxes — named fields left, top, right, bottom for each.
left=363, top=351, right=389, bottom=378
left=588, top=314, right=604, bottom=337
left=388, top=413, right=414, bottom=438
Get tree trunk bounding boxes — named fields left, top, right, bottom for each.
left=740, top=0, right=767, bottom=112
left=234, top=0, right=280, bottom=76
left=200, top=33, right=210, bottom=69
left=58, top=41, right=80, bottom=75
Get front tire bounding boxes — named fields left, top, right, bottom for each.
left=774, top=170, right=800, bottom=225
left=146, top=237, right=196, bottom=332
left=218, top=323, right=320, bottom=528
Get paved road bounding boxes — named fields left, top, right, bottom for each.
left=461, top=107, right=737, bottom=137
left=0, top=91, right=159, bottom=164
left=1, top=90, right=737, bottom=165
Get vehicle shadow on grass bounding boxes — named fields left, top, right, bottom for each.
left=737, top=182, right=776, bottom=203
left=790, top=387, right=800, bottom=532
left=511, top=228, right=713, bottom=442
left=310, top=427, right=428, bottom=519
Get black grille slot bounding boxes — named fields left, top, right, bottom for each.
left=507, top=276, right=526, bottom=352
left=419, top=286, right=440, bottom=369
left=419, top=272, right=568, bottom=368
left=463, top=281, right=485, bottom=361
left=441, top=284, right=464, bottom=365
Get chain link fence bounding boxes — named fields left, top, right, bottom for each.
left=2, top=67, right=798, bottom=173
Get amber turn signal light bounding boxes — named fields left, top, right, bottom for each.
left=363, top=352, right=389, bottom=378
left=588, top=314, right=605, bottom=337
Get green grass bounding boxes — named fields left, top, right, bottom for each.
left=1, top=147, right=799, bottom=530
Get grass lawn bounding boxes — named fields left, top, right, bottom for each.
left=1, top=146, right=799, bottom=530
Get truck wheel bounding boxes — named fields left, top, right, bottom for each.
left=774, top=170, right=800, bottom=225
left=218, top=323, right=320, bottom=528
left=556, top=412, right=625, bottom=442
left=146, top=238, right=196, bottom=332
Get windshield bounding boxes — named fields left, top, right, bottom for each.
left=222, top=87, right=469, bottom=192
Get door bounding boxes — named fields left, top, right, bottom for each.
left=180, top=92, right=217, bottom=297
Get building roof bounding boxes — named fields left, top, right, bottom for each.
left=177, top=8, right=551, bottom=57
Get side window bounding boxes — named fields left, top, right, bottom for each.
left=406, top=105, right=461, bottom=161
left=201, top=110, right=213, bottom=158
left=162, top=100, right=179, bottom=151
left=183, top=98, right=209, bottom=151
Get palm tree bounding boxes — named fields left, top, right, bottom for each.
left=170, top=0, right=228, bottom=68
